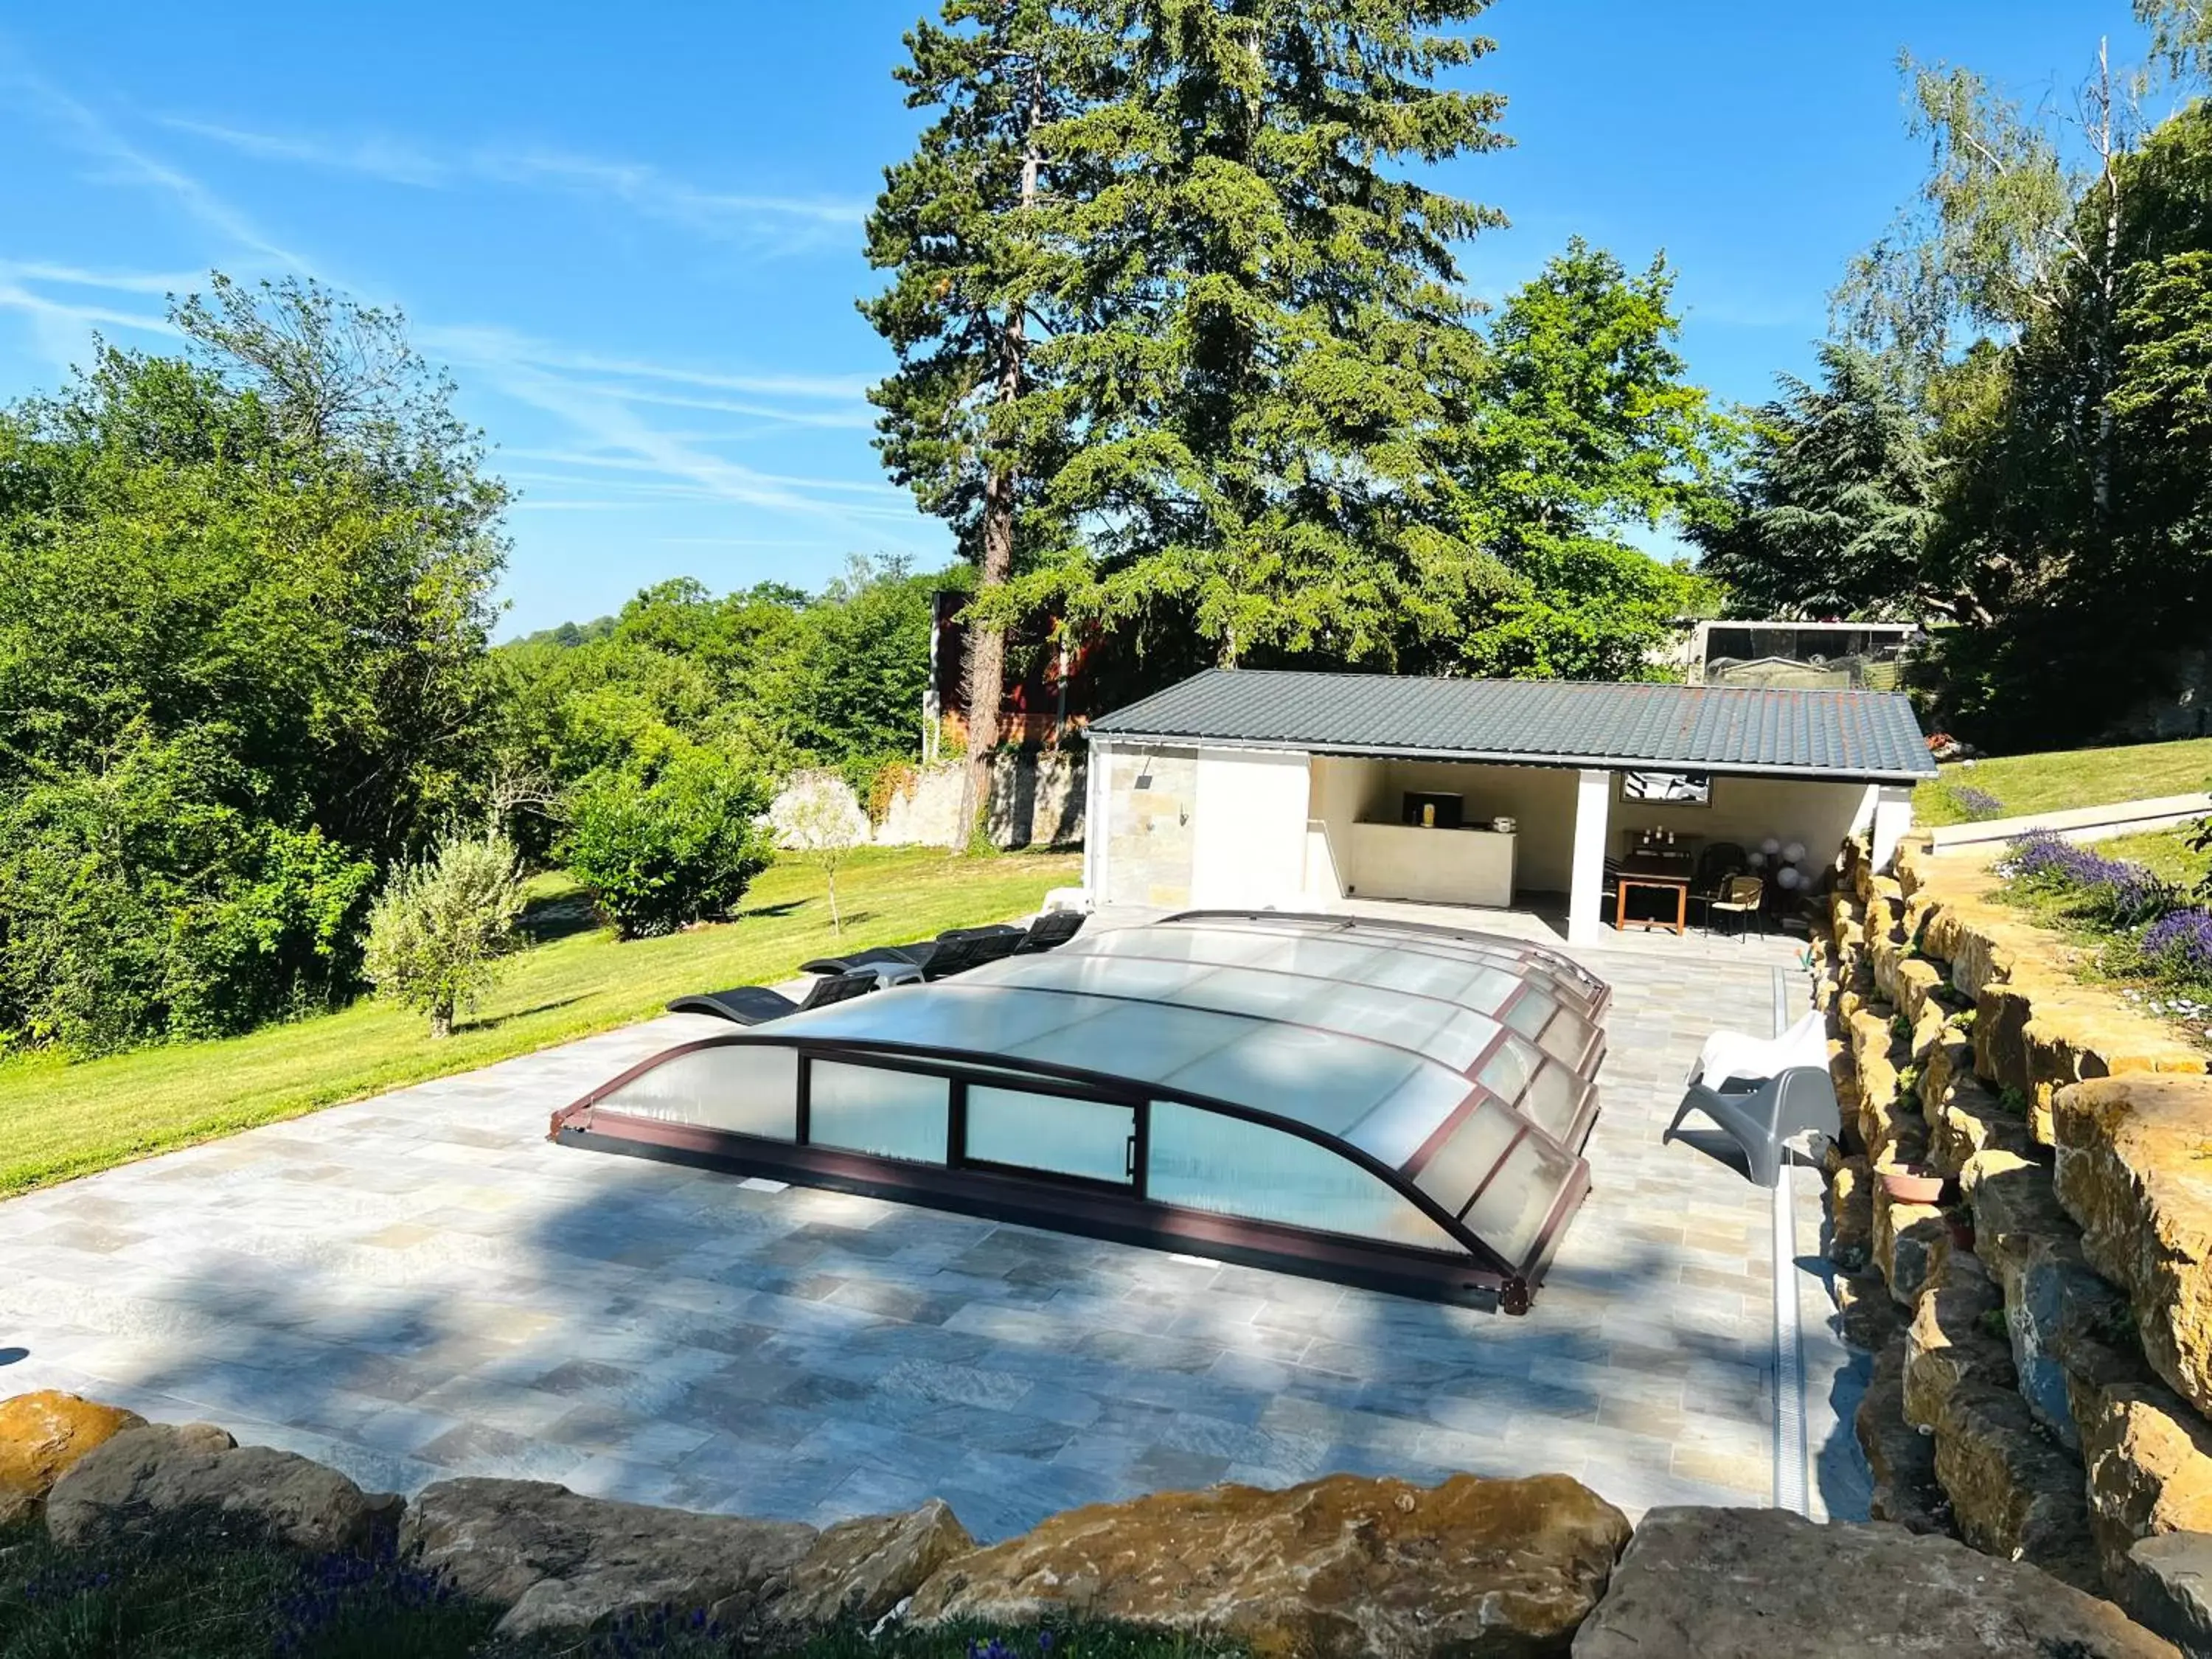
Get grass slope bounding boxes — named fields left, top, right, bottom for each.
left=1913, top=734, right=2212, bottom=827
left=0, top=847, right=1078, bottom=1200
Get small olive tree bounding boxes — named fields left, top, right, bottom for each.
left=361, top=832, right=524, bottom=1037
left=768, top=771, right=871, bottom=934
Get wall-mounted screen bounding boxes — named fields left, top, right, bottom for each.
left=1619, top=770, right=1713, bottom=806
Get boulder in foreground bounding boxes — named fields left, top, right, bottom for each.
left=402, top=1477, right=973, bottom=1640
left=1571, top=1506, right=2177, bottom=1658
left=45, top=1422, right=400, bottom=1555
left=908, top=1472, right=1630, bottom=1659
left=0, top=1391, right=145, bottom=1526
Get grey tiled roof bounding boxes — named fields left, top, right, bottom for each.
left=1089, top=669, right=1938, bottom=780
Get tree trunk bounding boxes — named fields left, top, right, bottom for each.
left=958, top=60, right=1044, bottom=850
left=827, top=866, right=842, bottom=935
left=430, top=1001, right=453, bottom=1040
left=2090, top=35, right=2123, bottom=530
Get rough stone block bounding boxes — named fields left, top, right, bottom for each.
left=909, top=1472, right=1630, bottom=1659
left=1571, top=1506, right=2177, bottom=1658
left=2119, top=1531, right=2212, bottom=1658
left=1935, top=1378, right=2102, bottom=1592
left=2053, top=1077, right=2212, bottom=1420
left=1837, top=1270, right=1906, bottom=1352
left=46, top=1422, right=400, bottom=1557
left=2063, top=1330, right=2212, bottom=1593
left=1930, top=1071, right=2037, bottom=1178
left=1897, top=955, right=1949, bottom=1026
left=0, top=1392, right=144, bottom=1527
left=402, top=1478, right=973, bottom=1641
left=1874, top=1186, right=1949, bottom=1307
left=1826, top=1154, right=1874, bottom=1273
left=1905, top=1248, right=2015, bottom=1432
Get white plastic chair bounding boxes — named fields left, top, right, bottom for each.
left=1687, top=1006, right=1828, bottom=1091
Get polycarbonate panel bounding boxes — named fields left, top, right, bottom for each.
left=1410, top=1099, right=1525, bottom=1213
left=1166, top=915, right=1601, bottom=1010
left=1166, top=1022, right=1463, bottom=1138
left=1495, top=1055, right=1583, bottom=1144
left=1146, top=1102, right=1463, bottom=1253
left=807, top=1062, right=948, bottom=1162
left=781, top=984, right=1093, bottom=1052
left=966, top=1085, right=1135, bottom=1183
left=1461, top=1131, right=1582, bottom=1267
left=1004, top=1000, right=1246, bottom=1081
left=593, top=1044, right=799, bottom=1138
left=995, top=953, right=1507, bottom=1079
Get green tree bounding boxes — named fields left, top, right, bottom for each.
left=863, top=0, right=1096, bottom=840
left=562, top=742, right=773, bottom=939
left=0, top=275, right=507, bottom=1051
left=1454, top=243, right=1731, bottom=678
left=361, top=833, right=524, bottom=1039
left=1692, top=344, right=1946, bottom=622
left=1017, top=0, right=1512, bottom=674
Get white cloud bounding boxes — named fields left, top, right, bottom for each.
left=159, top=115, right=867, bottom=248
left=4, top=59, right=313, bottom=274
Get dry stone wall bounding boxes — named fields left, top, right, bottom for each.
left=1, top=1391, right=2187, bottom=1656
left=1818, top=833, right=2212, bottom=1632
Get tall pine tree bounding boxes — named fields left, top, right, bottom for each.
left=1017, top=0, right=1514, bottom=669
left=861, top=1, right=1099, bottom=838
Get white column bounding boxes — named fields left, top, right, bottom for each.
left=1871, top=784, right=1916, bottom=874
left=1568, top=768, right=1613, bottom=946
left=1083, top=740, right=1111, bottom=902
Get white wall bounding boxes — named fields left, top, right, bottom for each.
left=1190, top=748, right=1312, bottom=908
left=1304, top=754, right=1387, bottom=901
left=1377, top=762, right=1582, bottom=893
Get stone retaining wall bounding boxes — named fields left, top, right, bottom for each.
left=1819, top=833, right=2212, bottom=1639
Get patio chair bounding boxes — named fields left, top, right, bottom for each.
left=1688, top=843, right=1747, bottom=926
left=939, top=910, right=1088, bottom=954
left=1687, top=1006, right=1827, bottom=1090
left=668, top=969, right=880, bottom=1026
left=1663, top=1064, right=1840, bottom=1189
left=1707, top=874, right=1766, bottom=939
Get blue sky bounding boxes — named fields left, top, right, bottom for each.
left=0, top=1, right=2155, bottom=638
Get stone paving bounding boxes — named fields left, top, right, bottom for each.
left=0, top=923, right=1815, bottom=1541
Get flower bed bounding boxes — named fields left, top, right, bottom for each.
left=1994, top=827, right=2212, bottom=1022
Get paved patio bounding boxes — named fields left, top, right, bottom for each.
left=0, top=924, right=1835, bottom=1541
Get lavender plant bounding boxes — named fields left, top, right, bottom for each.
left=1947, top=783, right=2006, bottom=821
left=2141, top=908, right=2212, bottom=989
left=1999, top=831, right=2176, bottom=925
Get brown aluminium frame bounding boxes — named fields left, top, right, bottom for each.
left=548, top=1032, right=1590, bottom=1314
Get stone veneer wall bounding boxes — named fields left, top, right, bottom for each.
left=1818, top=833, right=2212, bottom=1630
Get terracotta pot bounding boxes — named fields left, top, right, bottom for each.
left=1878, top=1166, right=1946, bottom=1205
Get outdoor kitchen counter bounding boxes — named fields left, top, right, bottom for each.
left=1346, top=820, right=1517, bottom=908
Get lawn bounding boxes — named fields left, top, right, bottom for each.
left=1913, top=734, right=2212, bottom=827
left=0, top=846, right=1079, bottom=1199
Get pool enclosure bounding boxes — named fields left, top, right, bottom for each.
left=549, top=911, right=1610, bottom=1312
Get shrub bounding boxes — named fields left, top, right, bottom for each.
left=361, top=834, right=524, bottom=1038
left=768, top=771, right=872, bottom=934
left=563, top=746, right=773, bottom=939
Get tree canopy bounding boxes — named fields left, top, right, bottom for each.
left=0, top=278, right=507, bottom=1052
left=868, top=0, right=1727, bottom=692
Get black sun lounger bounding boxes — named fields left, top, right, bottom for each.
left=668, top=969, right=880, bottom=1026
left=939, top=910, right=1087, bottom=955
left=800, top=927, right=1024, bottom=982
